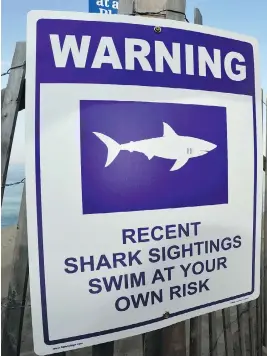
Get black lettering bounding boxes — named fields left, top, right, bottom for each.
left=167, top=245, right=180, bottom=259
left=233, top=235, right=242, bottom=248
left=96, top=255, right=112, bottom=270
left=206, top=258, right=216, bottom=272
left=192, top=261, right=204, bottom=275
left=103, top=275, right=124, bottom=292
left=130, top=272, right=146, bottom=288
left=124, top=274, right=129, bottom=289
left=138, top=227, right=150, bottom=242
left=166, top=224, right=176, bottom=239
left=170, top=285, right=181, bottom=299
left=89, top=278, right=102, bottom=294
left=221, top=237, right=232, bottom=250
left=182, top=243, right=193, bottom=257
left=199, top=279, right=210, bottom=292
left=194, top=241, right=204, bottom=255
left=187, top=281, right=198, bottom=295
left=113, top=253, right=127, bottom=268
left=164, top=266, right=175, bottom=280
left=64, top=257, right=78, bottom=274
left=115, top=296, right=130, bottom=311
left=217, top=256, right=227, bottom=270
left=151, top=289, right=163, bottom=304
left=122, top=228, right=136, bottom=244
left=131, top=292, right=150, bottom=308
left=152, top=269, right=165, bottom=284
left=80, top=256, right=94, bottom=272
left=128, top=250, right=142, bottom=265
left=191, top=221, right=201, bottom=236
left=149, top=248, right=161, bottom=263
left=209, top=239, right=220, bottom=253
left=180, top=263, right=191, bottom=277
left=151, top=226, right=163, bottom=240
left=178, top=223, right=190, bottom=237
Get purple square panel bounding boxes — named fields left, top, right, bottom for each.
left=80, top=101, right=228, bottom=214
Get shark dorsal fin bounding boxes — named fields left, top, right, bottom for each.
left=163, top=122, right=178, bottom=137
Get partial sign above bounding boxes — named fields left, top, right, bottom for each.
left=26, top=10, right=262, bottom=355
left=88, top=0, right=118, bottom=14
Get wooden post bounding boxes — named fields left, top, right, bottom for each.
left=114, top=335, right=143, bottom=356
left=1, top=189, right=67, bottom=356
left=1, top=45, right=27, bottom=355
left=119, top=2, right=187, bottom=355
left=117, top=0, right=134, bottom=14
left=92, top=342, right=114, bottom=356
left=208, top=313, right=218, bottom=356
left=256, top=89, right=265, bottom=356
left=1, top=189, right=29, bottom=356
left=189, top=9, right=203, bottom=356
left=189, top=316, right=202, bottom=356
left=194, top=7, right=202, bottom=25
left=160, top=6, right=187, bottom=356
left=1, top=88, right=6, bottom=107
left=222, top=308, right=234, bottom=356
left=256, top=296, right=263, bottom=356
left=1, top=42, right=26, bottom=203
left=1, top=43, right=67, bottom=356
left=143, top=330, right=161, bottom=356
left=237, top=305, right=247, bottom=356
left=265, top=94, right=267, bottom=347
left=248, top=301, right=256, bottom=356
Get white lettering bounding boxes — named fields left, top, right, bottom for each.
left=185, top=44, right=194, bottom=75
left=96, top=0, right=105, bottom=5
left=112, top=1, right=118, bottom=9
left=155, top=41, right=181, bottom=74
left=49, top=33, right=247, bottom=83
left=198, top=47, right=221, bottom=78
left=125, top=38, right=153, bottom=71
left=224, top=51, right=246, bottom=81
left=99, top=8, right=111, bottom=13
left=92, top=37, right=122, bottom=69
left=50, top=34, right=91, bottom=68
left=104, top=0, right=110, bottom=6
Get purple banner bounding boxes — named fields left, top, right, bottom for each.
left=36, top=19, right=255, bottom=95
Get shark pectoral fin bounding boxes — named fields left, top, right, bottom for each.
left=170, top=158, right=189, bottom=171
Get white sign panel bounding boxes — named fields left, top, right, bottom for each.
left=26, top=10, right=262, bottom=355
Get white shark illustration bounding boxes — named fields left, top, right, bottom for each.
left=93, top=122, right=217, bottom=171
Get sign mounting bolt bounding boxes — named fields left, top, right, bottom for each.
left=163, top=312, right=170, bottom=319
left=154, top=26, right=162, bottom=34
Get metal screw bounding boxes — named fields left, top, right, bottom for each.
left=163, top=311, right=170, bottom=319
left=154, top=26, right=162, bottom=34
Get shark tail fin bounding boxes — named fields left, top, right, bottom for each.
left=93, top=132, right=121, bottom=167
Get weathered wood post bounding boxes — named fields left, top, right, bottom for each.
left=255, top=89, right=265, bottom=356
left=1, top=43, right=67, bottom=356
left=265, top=95, right=267, bottom=348
left=1, top=42, right=26, bottom=202
left=188, top=14, right=203, bottom=356
left=118, top=1, right=187, bottom=355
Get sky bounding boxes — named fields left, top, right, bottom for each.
left=1, top=0, right=267, bottom=165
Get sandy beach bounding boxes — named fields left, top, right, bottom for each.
left=1, top=225, right=17, bottom=300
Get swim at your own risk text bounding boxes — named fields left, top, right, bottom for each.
left=64, top=221, right=242, bottom=312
